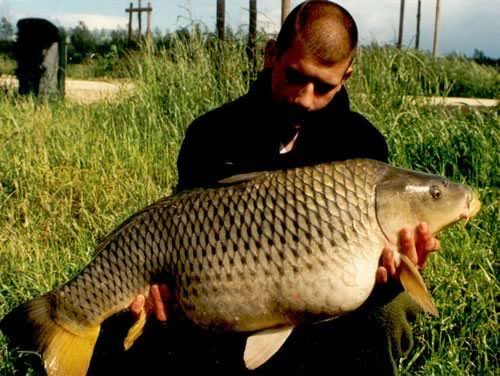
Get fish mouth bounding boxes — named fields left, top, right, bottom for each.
left=469, top=195, right=482, bottom=218
left=460, top=193, right=481, bottom=223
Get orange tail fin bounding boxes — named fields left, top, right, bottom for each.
left=0, top=295, right=100, bottom=376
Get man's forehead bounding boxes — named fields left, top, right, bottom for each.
left=281, top=39, right=352, bottom=84
left=286, top=55, right=351, bottom=85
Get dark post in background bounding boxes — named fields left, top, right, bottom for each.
left=246, top=0, right=257, bottom=71
left=15, top=18, right=66, bottom=99
left=217, top=0, right=225, bottom=41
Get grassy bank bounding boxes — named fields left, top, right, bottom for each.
left=0, top=36, right=498, bottom=375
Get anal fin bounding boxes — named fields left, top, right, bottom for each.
left=244, top=325, right=294, bottom=370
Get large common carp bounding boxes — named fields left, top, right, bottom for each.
left=0, top=159, right=481, bottom=375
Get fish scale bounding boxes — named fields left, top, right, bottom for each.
left=1, top=158, right=481, bottom=375
left=155, top=160, right=384, bottom=330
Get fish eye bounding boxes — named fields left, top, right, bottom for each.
left=430, top=185, right=442, bottom=200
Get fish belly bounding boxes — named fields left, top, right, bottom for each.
left=177, top=244, right=381, bottom=332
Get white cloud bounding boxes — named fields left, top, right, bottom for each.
left=4, top=9, right=128, bottom=31
left=337, top=0, right=405, bottom=45
left=0, top=0, right=12, bottom=19
left=228, top=5, right=281, bottom=34
left=256, top=7, right=281, bottom=34
left=51, top=13, right=127, bottom=30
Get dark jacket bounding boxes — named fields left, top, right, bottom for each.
left=177, top=70, right=388, bottom=191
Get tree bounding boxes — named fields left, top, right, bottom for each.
left=68, top=21, right=96, bottom=63
left=0, top=17, right=14, bottom=40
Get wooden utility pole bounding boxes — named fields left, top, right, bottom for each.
left=125, top=1, right=153, bottom=43
left=247, top=0, right=257, bottom=68
left=217, top=0, right=225, bottom=40
left=146, top=2, right=152, bottom=40
left=127, top=2, right=133, bottom=42
left=416, top=0, right=421, bottom=49
left=397, top=0, right=405, bottom=48
left=432, top=0, right=441, bottom=57
left=249, top=0, right=257, bottom=42
left=138, top=0, right=142, bottom=36
left=282, top=0, right=291, bottom=25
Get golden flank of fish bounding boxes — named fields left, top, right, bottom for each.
left=0, top=159, right=481, bottom=375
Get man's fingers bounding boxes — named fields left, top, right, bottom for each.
left=396, top=224, right=440, bottom=272
left=415, top=223, right=430, bottom=256
left=416, top=222, right=430, bottom=247
left=420, top=237, right=440, bottom=268
left=399, top=227, right=418, bottom=266
left=376, top=266, right=388, bottom=284
left=429, top=237, right=440, bottom=251
left=416, top=223, right=440, bottom=268
left=381, top=247, right=396, bottom=277
left=130, top=294, right=145, bottom=319
left=376, top=246, right=396, bottom=284
left=130, top=284, right=171, bottom=323
left=150, top=284, right=168, bottom=322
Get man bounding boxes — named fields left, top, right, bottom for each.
left=123, top=1, right=439, bottom=374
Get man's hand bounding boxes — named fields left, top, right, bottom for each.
left=130, top=284, right=170, bottom=322
left=376, top=223, right=440, bottom=284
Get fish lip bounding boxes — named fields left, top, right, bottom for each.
left=468, top=193, right=482, bottom=217
left=461, top=193, right=481, bottom=223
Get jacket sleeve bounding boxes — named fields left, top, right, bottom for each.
left=321, top=87, right=389, bottom=164
left=175, top=115, right=231, bottom=192
left=176, top=119, right=209, bottom=191
left=349, top=112, right=389, bottom=163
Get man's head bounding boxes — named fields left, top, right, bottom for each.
left=264, top=1, right=358, bottom=116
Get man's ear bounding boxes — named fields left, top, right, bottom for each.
left=343, top=64, right=353, bottom=82
left=264, top=39, right=278, bottom=69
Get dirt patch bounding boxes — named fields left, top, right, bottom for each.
left=0, top=75, right=135, bottom=104
left=410, top=96, right=499, bottom=107
left=65, top=79, right=135, bottom=104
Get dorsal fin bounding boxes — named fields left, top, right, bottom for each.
left=218, top=171, right=265, bottom=185
left=244, top=325, right=294, bottom=370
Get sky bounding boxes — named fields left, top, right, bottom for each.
left=0, top=0, right=499, bottom=58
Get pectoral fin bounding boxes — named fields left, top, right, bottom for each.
left=399, top=254, right=439, bottom=317
left=123, top=307, right=147, bottom=351
left=244, top=325, right=294, bottom=370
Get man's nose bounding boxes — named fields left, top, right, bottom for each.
left=293, top=83, right=314, bottom=110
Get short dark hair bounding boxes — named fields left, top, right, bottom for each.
left=276, top=1, right=358, bottom=64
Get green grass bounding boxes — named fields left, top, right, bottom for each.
left=0, top=35, right=498, bottom=375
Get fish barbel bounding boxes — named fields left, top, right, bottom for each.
left=0, top=159, right=481, bottom=374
